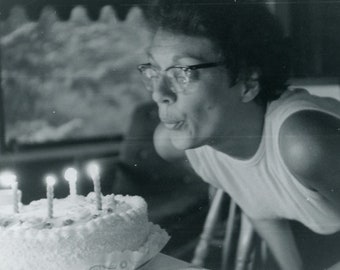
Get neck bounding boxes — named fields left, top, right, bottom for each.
left=212, top=101, right=266, bottom=160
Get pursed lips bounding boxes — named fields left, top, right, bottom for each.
left=159, top=106, right=185, bottom=130
left=160, top=118, right=184, bottom=130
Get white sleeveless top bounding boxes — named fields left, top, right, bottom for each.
left=186, top=89, right=340, bottom=234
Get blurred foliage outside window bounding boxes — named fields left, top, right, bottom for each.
left=0, top=5, right=151, bottom=146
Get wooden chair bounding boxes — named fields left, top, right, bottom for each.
left=192, top=188, right=265, bottom=270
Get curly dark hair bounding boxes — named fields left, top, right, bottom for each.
left=144, top=0, right=291, bottom=103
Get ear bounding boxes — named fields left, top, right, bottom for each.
left=240, top=69, right=261, bottom=103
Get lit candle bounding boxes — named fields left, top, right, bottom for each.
left=12, top=181, right=19, bottom=213
left=86, top=162, right=102, bottom=210
left=0, top=171, right=19, bottom=213
left=45, top=175, right=57, bottom=218
left=64, top=167, right=78, bottom=199
left=18, top=190, right=22, bottom=210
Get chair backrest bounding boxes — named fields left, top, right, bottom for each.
left=191, top=189, right=225, bottom=267
left=192, top=188, right=264, bottom=270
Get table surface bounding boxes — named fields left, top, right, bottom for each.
left=139, top=253, right=206, bottom=270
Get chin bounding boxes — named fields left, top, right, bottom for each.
left=170, top=133, right=204, bottom=150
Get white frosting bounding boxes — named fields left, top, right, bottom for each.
left=0, top=193, right=132, bottom=229
left=0, top=192, right=151, bottom=270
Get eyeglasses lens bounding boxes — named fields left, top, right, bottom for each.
left=138, top=66, right=156, bottom=91
left=139, top=65, right=189, bottom=93
left=168, top=68, right=190, bottom=86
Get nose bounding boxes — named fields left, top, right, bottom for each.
left=151, top=76, right=177, bottom=104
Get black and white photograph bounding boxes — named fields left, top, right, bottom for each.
left=0, top=0, right=340, bottom=269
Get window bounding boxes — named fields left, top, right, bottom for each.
left=0, top=5, right=151, bottom=151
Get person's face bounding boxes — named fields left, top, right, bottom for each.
left=147, top=29, right=243, bottom=150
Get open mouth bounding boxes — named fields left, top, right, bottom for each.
left=163, top=121, right=184, bottom=130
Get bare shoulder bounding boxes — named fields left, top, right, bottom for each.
left=278, top=110, right=340, bottom=190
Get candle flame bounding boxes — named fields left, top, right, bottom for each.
left=86, top=162, right=100, bottom=179
left=45, top=175, right=57, bottom=186
left=64, top=167, right=78, bottom=182
left=0, top=171, right=17, bottom=188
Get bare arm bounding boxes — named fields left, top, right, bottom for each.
left=251, top=218, right=304, bottom=270
left=279, top=110, right=340, bottom=208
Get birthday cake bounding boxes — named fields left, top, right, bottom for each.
left=0, top=192, right=169, bottom=270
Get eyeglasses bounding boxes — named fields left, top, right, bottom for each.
left=137, top=62, right=225, bottom=93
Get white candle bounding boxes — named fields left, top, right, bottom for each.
left=0, top=171, right=19, bottom=213
left=64, top=167, right=78, bottom=199
left=86, top=162, right=102, bottom=210
left=12, top=181, right=19, bottom=213
left=45, top=175, right=57, bottom=218
left=17, top=190, right=22, bottom=210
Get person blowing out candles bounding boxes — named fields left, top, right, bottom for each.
left=142, top=1, right=340, bottom=269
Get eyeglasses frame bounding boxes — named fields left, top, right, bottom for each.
left=137, top=61, right=226, bottom=93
